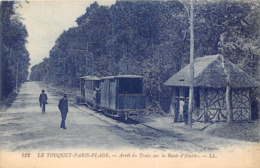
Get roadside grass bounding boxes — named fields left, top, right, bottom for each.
left=206, top=120, right=260, bottom=142
left=0, top=92, right=18, bottom=111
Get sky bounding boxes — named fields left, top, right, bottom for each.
left=17, top=0, right=116, bottom=70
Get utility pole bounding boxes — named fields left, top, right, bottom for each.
left=69, top=46, right=92, bottom=76
left=0, top=1, right=3, bottom=103
left=56, top=58, right=65, bottom=91
left=86, top=43, right=88, bottom=75
left=90, top=52, right=93, bottom=76
left=157, top=48, right=161, bottom=104
left=63, top=60, right=65, bottom=92
left=188, top=0, right=194, bottom=128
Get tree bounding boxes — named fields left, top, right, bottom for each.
left=1, top=1, right=30, bottom=103
left=30, top=1, right=259, bottom=114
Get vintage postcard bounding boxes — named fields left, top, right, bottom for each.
left=0, top=0, right=259, bottom=167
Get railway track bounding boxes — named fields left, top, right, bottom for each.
left=71, top=103, right=215, bottom=151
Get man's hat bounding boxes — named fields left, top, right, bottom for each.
left=63, top=93, right=68, bottom=96
left=42, top=90, right=45, bottom=92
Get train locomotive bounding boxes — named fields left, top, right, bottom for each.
left=78, top=75, right=146, bottom=120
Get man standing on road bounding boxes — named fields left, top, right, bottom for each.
left=39, top=90, right=48, bottom=114
left=58, top=94, right=69, bottom=129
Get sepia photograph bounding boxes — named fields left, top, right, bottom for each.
left=0, top=0, right=259, bottom=167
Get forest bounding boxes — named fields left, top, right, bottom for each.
left=29, top=0, right=259, bottom=112
left=0, top=1, right=30, bottom=106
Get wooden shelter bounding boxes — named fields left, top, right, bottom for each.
left=164, top=54, right=259, bottom=122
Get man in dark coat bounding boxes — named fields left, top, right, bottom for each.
left=39, top=90, right=48, bottom=114
left=58, top=94, right=68, bottom=129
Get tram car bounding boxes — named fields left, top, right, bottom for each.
left=79, top=75, right=101, bottom=106
left=79, top=75, right=146, bottom=120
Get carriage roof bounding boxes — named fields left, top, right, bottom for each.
left=80, top=75, right=100, bottom=81
left=101, top=75, right=144, bottom=80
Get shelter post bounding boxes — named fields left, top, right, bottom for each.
left=203, top=88, right=209, bottom=122
left=226, top=84, right=232, bottom=122
left=80, top=78, right=82, bottom=95
left=170, top=87, right=178, bottom=122
left=169, top=87, right=175, bottom=114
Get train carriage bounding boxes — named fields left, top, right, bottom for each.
left=79, top=75, right=146, bottom=120
left=100, top=75, right=146, bottom=119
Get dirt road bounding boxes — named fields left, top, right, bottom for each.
left=0, top=82, right=256, bottom=152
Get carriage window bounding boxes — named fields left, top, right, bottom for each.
left=119, top=78, right=143, bottom=94
left=85, top=81, right=94, bottom=90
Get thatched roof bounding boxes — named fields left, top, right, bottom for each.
left=164, top=54, right=259, bottom=88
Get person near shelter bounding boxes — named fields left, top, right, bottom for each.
left=93, top=86, right=100, bottom=107
left=178, top=96, right=185, bottom=122
left=39, top=90, right=48, bottom=114
left=58, top=94, right=69, bottom=129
